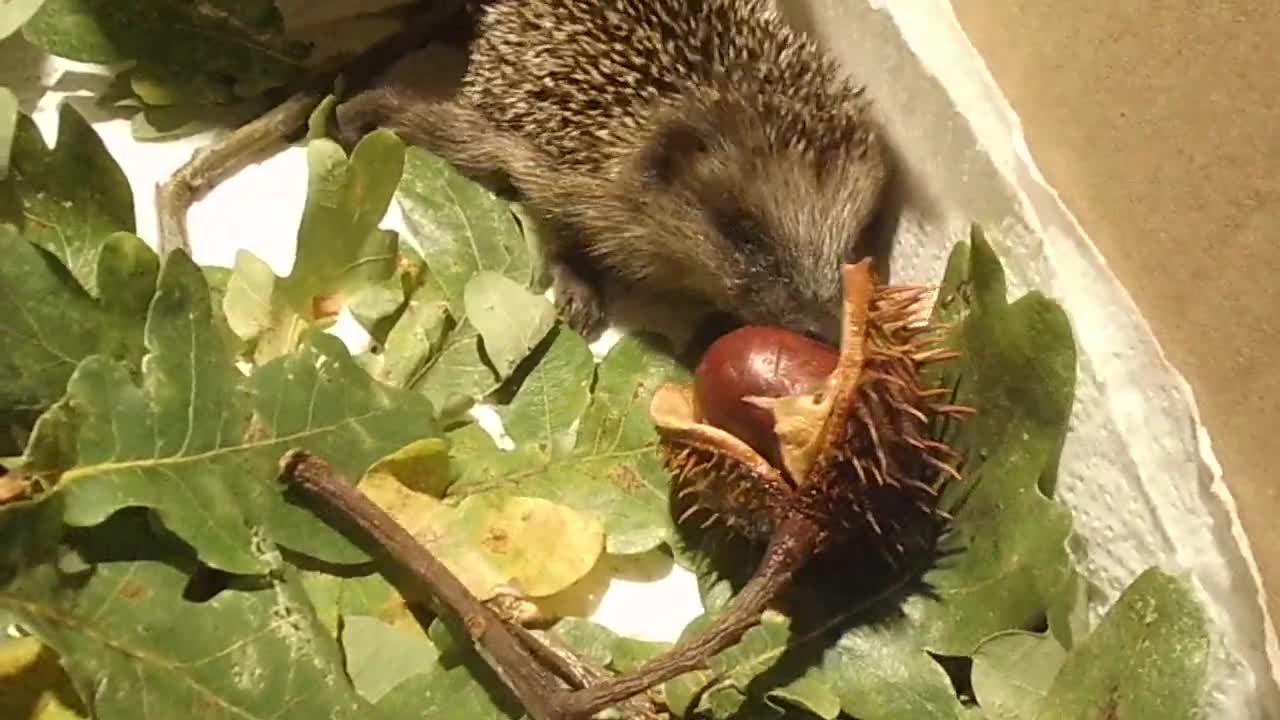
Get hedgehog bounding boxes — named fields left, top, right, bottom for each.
left=335, top=0, right=890, bottom=344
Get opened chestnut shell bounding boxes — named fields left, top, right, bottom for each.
left=651, top=260, right=970, bottom=559
left=577, top=259, right=977, bottom=710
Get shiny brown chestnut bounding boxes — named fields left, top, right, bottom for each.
left=693, top=326, right=837, bottom=472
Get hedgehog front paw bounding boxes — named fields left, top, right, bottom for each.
left=552, top=263, right=607, bottom=339
left=333, top=91, right=389, bottom=152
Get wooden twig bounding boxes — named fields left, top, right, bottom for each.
left=278, top=450, right=572, bottom=720
left=558, top=516, right=820, bottom=717
left=156, top=86, right=325, bottom=255
left=279, top=449, right=802, bottom=719
left=510, top=624, right=668, bottom=720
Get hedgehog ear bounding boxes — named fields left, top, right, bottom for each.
left=636, top=117, right=712, bottom=187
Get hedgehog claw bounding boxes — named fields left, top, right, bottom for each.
left=552, top=262, right=608, bottom=339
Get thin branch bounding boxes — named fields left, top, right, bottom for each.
left=156, top=86, right=324, bottom=255
left=279, top=449, right=810, bottom=719
left=560, top=516, right=819, bottom=716
left=278, top=450, right=572, bottom=720
left=509, top=623, right=668, bottom=720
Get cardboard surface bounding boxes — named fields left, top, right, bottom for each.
left=952, top=0, right=1280, bottom=637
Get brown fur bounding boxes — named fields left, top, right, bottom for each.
left=337, top=0, right=889, bottom=343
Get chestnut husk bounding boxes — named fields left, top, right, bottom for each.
left=561, top=261, right=971, bottom=714
left=654, top=259, right=967, bottom=559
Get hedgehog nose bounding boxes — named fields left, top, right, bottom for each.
left=796, top=313, right=840, bottom=348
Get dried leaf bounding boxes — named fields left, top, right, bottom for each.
left=0, top=635, right=87, bottom=719
left=359, top=451, right=606, bottom=601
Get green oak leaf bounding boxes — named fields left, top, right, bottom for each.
left=297, top=564, right=423, bottom=677
left=201, top=264, right=247, bottom=360
left=375, top=664, right=517, bottom=720
left=0, top=227, right=153, bottom=455
left=665, top=227, right=1081, bottom=719
left=665, top=613, right=841, bottom=719
left=128, top=97, right=270, bottom=142
left=305, top=94, right=339, bottom=142
left=349, top=244, right=430, bottom=345
left=371, top=615, right=525, bottom=718
left=223, top=131, right=404, bottom=365
left=409, top=318, right=494, bottom=415
left=971, top=630, right=1068, bottom=720
left=390, top=148, right=549, bottom=408
left=819, top=622, right=967, bottom=717
left=496, top=326, right=595, bottom=455
left=341, top=615, right=440, bottom=704
left=289, top=135, right=403, bottom=303
left=1033, top=568, right=1210, bottom=720
left=223, top=249, right=277, bottom=343
left=464, top=270, right=556, bottom=378
left=544, top=617, right=669, bottom=674
left=396, top=148, right=537, bottom=316
left=0, top=104, right=134, bottom=296
left=0, top=502, right=380, bottom=720
left=448, top=332, right=688, bottom=555
left=361, top=279, right=452, bottom=390
left=913, top=226, right=1080, bottom=654
left=22, top=0, right=308, bottom=106
left=37, top=250, right=438, bottom=574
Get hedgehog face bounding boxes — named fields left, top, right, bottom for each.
left=631, top=98, right=890, bottom=344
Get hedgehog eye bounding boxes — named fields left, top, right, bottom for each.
left=706, top=200, right=769, bottom=251
left=641, top=119, right=710, bottom=185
